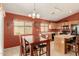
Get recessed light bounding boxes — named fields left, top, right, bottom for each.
left=69, top=10, right=72, bottom=13
left=51, top=12, right=55, bottom=14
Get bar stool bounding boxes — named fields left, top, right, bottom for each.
left=66, top=36, right=79, bottom=56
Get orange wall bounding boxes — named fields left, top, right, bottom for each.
left=4, top=12, right=50, bottom=48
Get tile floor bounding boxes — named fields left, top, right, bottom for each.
left=4, top=41, right=76, bottom=56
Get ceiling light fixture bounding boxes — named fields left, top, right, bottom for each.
left=69, top=10, right=72, bottom=13
left=28, top=3, right=40, bottom=19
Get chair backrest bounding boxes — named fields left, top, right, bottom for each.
left=20, top=35, right=33, bottom=48
left=39, top=34, right=48, bottom=41
left=22, top=35, right=33, bottom=43
left=21, top=37, right=26, bottom=48
left=20, top=35, right=33, bottom=55
left=19, top=36, right=25, bottom=48
left=19, top=35, right=27, bottom=55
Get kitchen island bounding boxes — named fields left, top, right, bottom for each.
left=54, top=34, right=75, bottom=54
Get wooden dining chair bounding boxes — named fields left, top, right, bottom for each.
left=37, top=34, right=48, bottom=56
left=20, top=36, right=30, bottom=56
left=20, top=36, right=38, bottom=56
left=37, top=43, right=47, bottom=56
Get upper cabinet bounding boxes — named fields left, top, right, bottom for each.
left=49, top=19, right=79, bottom=33
left=49, top=23, right=56, bottom=29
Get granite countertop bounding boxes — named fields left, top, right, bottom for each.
left=54, top=34, right=75, bottom=39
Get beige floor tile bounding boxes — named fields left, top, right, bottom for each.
left=4, top=41, right=76, bottom=56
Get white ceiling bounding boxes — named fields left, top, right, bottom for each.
left=3, top=3, right=79, bottom=21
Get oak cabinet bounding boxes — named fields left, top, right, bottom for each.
left=49, top=23, right=56, bottom=29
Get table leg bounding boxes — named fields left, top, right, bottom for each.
left=30, top=45, right=34, bottom=56
left=46, top=40, right=50, bottom=56
left=78, top=44, right=79, bottom=55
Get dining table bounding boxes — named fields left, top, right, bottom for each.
left=20, top=35, right=51, bottom=56
left=29, top=39, right=50, bottom=56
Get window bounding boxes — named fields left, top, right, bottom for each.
left=24, top=21, right=32, bottom=34
left=40, top=23, right=48, bottom=33
left=14, top=19, right=32, bottom=35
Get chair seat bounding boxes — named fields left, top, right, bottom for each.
left=65, top=36, right=79, bottom=56
left=38, top=44, right=47, bottom=48
left=25, top=46, right=38, bottom=53
left=67, top=40, right=75, bottom=43
left=67, top=42, right=75, bottom=45
left=25, top=47, right=30, bottom=53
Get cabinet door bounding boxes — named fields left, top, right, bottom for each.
left=49, top=23, right=56, bottom=29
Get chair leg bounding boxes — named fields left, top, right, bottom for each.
left=75, top=46, right=78, bottom=56
left=36, top=51, right=38, bottom=56
left=75, top=52, right=77, bottom=56
left=25, top=52, right=28, bottom=56
left=39, top=48, right=45, bottom=56
left=34, top=50, right=38, bottom=56
left=78, top=45, right=79, bottom=55
left=39, top=48, right=41, bottom=56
